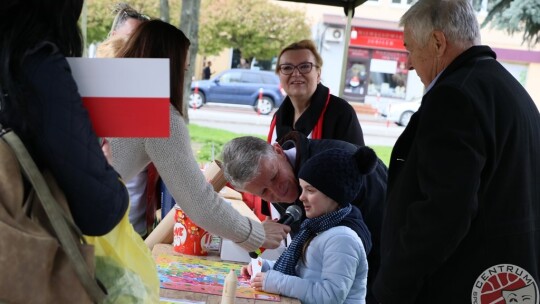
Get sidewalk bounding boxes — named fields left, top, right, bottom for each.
left=187, top=105, right=404, bottom=144
left=188, top=103, right=386, bottom=125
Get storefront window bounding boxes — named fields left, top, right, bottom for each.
left=343, top=49, right=370, bottom=102
left=367, top=50, right=408, bottom=99
left=343, top=48, right=410, bottom=102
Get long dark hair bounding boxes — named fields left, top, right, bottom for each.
left=117, top=19, right=191, bottom=116
left=0, top=0, right=83, bottom=129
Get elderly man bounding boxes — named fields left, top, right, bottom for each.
left=222, top=131, right=387, bottom=304
left=372, top=0, right=540, bottom=303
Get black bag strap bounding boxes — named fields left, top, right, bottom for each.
left=0, top=127, right=106, bottom=303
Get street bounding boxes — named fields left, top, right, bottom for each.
left=187, top=103, right=404, bottom=147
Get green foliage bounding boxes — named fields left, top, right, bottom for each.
left=199, top=0, right=311, bottom=60
left=188, top=123, right=393, bottom=167
left=188, top=124, right=263, bottom=163
left=372, top=145, right=392, bottom=168
left=483, top=0, right=540, bottom=46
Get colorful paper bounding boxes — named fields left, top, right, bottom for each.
left=156, top=253, right=280, bottom=301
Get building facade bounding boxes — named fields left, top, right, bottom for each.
left=305, top=0, right=540, bottom=110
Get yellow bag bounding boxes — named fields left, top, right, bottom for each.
left=85, top=206, right=160, bottom=304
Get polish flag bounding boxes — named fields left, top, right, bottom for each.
left=67, top=58, right=170, bottom=137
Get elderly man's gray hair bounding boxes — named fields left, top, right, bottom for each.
left=400, top=0, right=481, bottom=48
left=221, top=136, right=276, bottom=190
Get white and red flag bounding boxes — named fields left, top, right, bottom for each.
left=67, top=58, right=170, bottom=137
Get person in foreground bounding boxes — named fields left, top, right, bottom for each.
left=107, top=19, right=289, bottom=252
left=242, top=147, right=377, bottom=304
left=372, top=0, right=540, bottom=303
left=0, top=0, right=129, bottom=236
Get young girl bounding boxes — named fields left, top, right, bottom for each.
left=241, top=147, right=377, bottom=304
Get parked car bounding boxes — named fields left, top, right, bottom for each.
left=380, top=99, right=421, bottom=126
left=189, top=69, right=285, bottom=115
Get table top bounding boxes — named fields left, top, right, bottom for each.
left=153, top=244, right=300, bottom=304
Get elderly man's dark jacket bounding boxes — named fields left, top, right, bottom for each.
left=373, top=46, right=540, bottom=303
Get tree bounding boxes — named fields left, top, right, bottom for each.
left=179, top=0, right=201, bottom=121
left=481, top=0, right=540, bottom=46
left=199, top=0, right=311, bottom=60
left=160, top=0, right=170, bottom=23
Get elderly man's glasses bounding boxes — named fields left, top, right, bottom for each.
left=278, top=62, right=318, bottom=75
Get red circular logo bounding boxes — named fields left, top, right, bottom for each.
left=472, top=264, right=539, bottom=304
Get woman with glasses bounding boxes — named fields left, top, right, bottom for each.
left=263, top=40, right=383, bottom=304
left=268, top=39, right=365, bottom=146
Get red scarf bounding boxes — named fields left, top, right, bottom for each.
left=267, top=90, right=331, bottom=143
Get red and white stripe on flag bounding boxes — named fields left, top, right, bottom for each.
left=67, top=58, right=170, bottom=137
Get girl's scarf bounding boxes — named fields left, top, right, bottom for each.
left=273, top=204, right=352, bottom=276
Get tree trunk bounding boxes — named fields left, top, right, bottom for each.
left=180, top=0, right=201, bottom=123
left=160, top=0, right=170, bottom=23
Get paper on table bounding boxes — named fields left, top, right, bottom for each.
left=251, top=257, right=263, bottom=281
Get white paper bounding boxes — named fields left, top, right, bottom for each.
left=250, top=257, right=263, bottom=281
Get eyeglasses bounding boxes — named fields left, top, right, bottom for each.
left=278, top=62, right=318, bottom=75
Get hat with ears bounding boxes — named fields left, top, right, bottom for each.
left=298, top=147, right=378, bottom=205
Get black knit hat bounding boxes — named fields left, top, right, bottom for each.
left=298, top=147, right=378, bottom=205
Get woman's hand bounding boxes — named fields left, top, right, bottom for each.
left=261, top=220, right=290, bottom=249
left=100, top=138, right=113, bottom=165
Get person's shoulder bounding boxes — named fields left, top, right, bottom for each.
left=312, top=227, right=364, bottom=256
left=310, top=137, right=358, bottom=154
left=318, top=226, right=361, bottom=242
left=22, top=42, right=74, bottom=88
left=23, top=42, right=64, bottom=70
left=328, top=94, right=356, bottom=111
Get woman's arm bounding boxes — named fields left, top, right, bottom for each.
left=143, top=110, right=287, bottom=251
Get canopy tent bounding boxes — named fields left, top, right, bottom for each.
left=278, top=0, right=368, bottom=96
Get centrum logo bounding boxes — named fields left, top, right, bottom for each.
left=472, top=264, right=539, bottom=304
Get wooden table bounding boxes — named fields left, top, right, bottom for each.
left=153, top=244, right=300, bottom=304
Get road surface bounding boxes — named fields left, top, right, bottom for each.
left=187, top=104, right=404, bottom=147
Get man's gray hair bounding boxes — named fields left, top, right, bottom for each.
left=221, top=136, right=277, bottom=190
left=400, top=0, right=481, bottom=48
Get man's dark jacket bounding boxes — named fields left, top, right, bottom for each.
left=373, top=46, right=540, bottom=303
